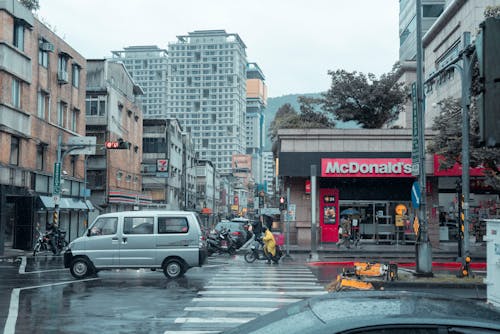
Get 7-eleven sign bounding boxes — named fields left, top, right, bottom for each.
left=157, top=159, right=168, bottom=172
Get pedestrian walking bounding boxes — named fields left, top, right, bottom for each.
left=337, top=216, right=351, bottom=249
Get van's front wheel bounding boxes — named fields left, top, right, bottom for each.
left=163, top=259, right=184, bottom=279
left=70, top=258, right=93, bottom=279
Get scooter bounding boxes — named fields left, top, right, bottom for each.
left=33, top=227, right=68, bottom=256
left=207, top=227, right=237, bottom=255
left=33, top=227, right=52, bottom=256
left=244, top=236, right=282, bottom=263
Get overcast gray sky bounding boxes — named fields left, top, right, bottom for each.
left=37, top=0, right=399, bottom=97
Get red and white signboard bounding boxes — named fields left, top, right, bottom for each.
left=157, top=159, right=168, bottom=172
left=321, top=158, right=413, bottom=178
left=305, top=180, right=311, bottom=194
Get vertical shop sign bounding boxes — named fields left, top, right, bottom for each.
left=411, top=83, right=420, bottom=176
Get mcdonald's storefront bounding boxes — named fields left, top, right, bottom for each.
left=277, top=128, right=500, bottom=247
left=277, top=129, right=438, bottom=247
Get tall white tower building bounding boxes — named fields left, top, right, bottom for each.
left=166, top=30, right=248, bottom=174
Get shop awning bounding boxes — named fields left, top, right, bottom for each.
left=38, top=196, right=90, bottom=210
left=201, top=208, right=213, bottom=214
left=85, top=200, right=95, bottom=211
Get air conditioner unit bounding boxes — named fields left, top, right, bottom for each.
left=40, top=42, right=55, bottom=52
left=57, top=71, right=68, bottom=83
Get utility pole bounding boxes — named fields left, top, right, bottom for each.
left=415, top=0, right=433, bottom=276
left=310, top=164, right=318, bottom=261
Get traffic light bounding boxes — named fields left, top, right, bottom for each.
left=53, top=211, right=58, bottom=225
left=476, top=17, right=500, bottom=147
left=279, top=196, right=287, bottom=211
left=105, top=138, right=130, bottom=150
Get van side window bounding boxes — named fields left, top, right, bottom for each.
left=158, top=217, right=189, bottom=234
left=90, top=217, right=117, bottom=236
left=123, top=217, right=154, bottom=235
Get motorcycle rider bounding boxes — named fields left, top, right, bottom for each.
left=262, top=226, right=278, bottom=264
left=46, top=222, right=59, bottom=254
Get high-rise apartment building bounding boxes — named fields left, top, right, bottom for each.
left=111, top=45, right=168, bottom=118
left=262, top=152, right=275, bottom=195
left=394, top=0, right=445, bottom=128
left=246, top=63, right=267, bottom=185
left=166, top=30, right=248, bottom=174
left=399, top=0, right=445, bottom=61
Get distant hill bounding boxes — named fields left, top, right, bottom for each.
left=263, top=93, right=359, bottom=151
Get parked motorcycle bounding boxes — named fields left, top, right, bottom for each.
left=244, top=236, right=282, bottom=263
left=207, top=227, right=237, bottom=255
left=33, top=226, right=68, bottom=256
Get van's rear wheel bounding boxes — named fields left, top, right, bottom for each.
left=70, top=258, right=93, bottom=279
left=163, top=259, right=184, bottom=279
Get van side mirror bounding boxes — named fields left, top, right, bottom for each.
left=87, top=229, right=91, bottom=237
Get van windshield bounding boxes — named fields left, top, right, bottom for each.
left=89, top=217, right=118, bottom=236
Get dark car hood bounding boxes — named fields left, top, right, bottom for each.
left=223, top=291, right=500, bottom=334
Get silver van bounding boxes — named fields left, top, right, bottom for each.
left=64, top=210, right=207, bottom=279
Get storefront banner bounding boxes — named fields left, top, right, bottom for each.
left=321, top=158, right=413, bottom=178
left=433, top=155, right=486, bottom=177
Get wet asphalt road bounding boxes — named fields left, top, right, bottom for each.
left=0, top=253, right=487, bottom=334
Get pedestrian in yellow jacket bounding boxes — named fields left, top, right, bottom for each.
left=262, top=226, right=276, bottom=264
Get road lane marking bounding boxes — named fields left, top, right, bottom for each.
left=175, top=317, right=254, bottom=324
left=18, top=256, right=67, bottom=275
left=18, top=256, right=26, bottom=273
left=204, top=284, right=323, bottom=289
left=192, top=297, right=301, bottom=303
left=164, top=331, right=220, bottom=334
left=208, top=278, right=317, bottom=283
left=3, top=278, right=100, bottom=334
left=184, top=306, right=277, bottom=313
left=198, top=290, right=326, bottom=296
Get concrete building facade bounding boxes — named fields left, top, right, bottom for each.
left=142, top=118, right=184, bottom=210
left=246, top=62, right=267, bottom=186
left=85, top=59, right=149, bottom=212
left=166, top=30, right=248, bottom=175
left=262, top=151, right=276, bottom=196
left=422, top=0, right=499, bottom=125
left=111, top=45, right=168, bottom=119
left=0, top=1, right=88, bottom=254
left=394, top=0, right=445, bottom=129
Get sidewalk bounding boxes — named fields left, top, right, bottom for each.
left=284, top=239, right=487, bottom=263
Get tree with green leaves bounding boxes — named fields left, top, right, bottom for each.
left=428, top=98, right=500, bottom=190
left=268, top=99, right=335, bottom=145
left=19, top=0, right=39, bottom=11
left=322, top=66, right=408, bottom=128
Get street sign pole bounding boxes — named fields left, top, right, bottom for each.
left=53, top=134, right=62, bottom=228
left=415, top=0, right=433, bottom=276
left=283, top=186, right=292, bottom=261
left=310, top=165, right=318, bottom=261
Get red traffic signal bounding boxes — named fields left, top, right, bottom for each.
left=279, top=196, right=287, bottom=210
left=105, top=139, right=130, bottom=150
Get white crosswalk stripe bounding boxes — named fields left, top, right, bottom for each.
left=163, top=261, right=327, bottom=333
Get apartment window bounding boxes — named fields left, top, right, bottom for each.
left=423, top=4, right=444, bottom=18
left=36, top=144, right=46, bottom=170
left=58, top=101, right=68, bottom=127
left=10, top=137, right=20, bottom=165
left=72, top=64, right=80, bottom=88
left=58, top=54, right=69, bottom=82
left=13, top=20, right=24, bottom=51
left=71, top=108, right=78, bottom=132
left=37, top=91, right=50, bottom=119
left=85, top=96, right=106, bottom=116
left=12, top=79, right=21, bottom=108
left=38, top=48, right=49, bottom=68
